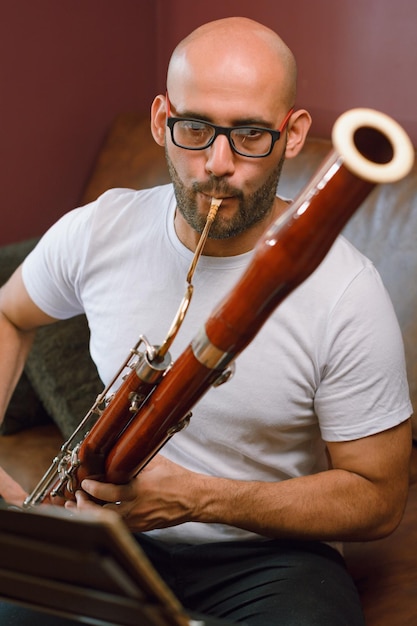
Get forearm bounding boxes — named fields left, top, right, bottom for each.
left=0, top=268, right=56, bottom=422
left=0, top=310, right=36, bottom=505
left=190, top=421, right=412, bottom=542
left=78, top=463, right=404, bottom=541
left=74, top=423, right=411, bottom=540
left=0, top=310, right=35, bottom=421
left=192, top=467, right=407, bottom=542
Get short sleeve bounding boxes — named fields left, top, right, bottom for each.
left=22, top=203, right=95, bottom=319
left=315, top=264, right=412, bottom=441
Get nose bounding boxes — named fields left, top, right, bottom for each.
left=205, top=134, right=236, bottom=178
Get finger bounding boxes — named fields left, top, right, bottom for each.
left=81, top=478, right=131, bottom=504
left=0, top=467, right=27, bottom=507
left=74, top=489, right=101, bottom=510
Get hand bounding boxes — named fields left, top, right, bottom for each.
left=65, top=455, right=204, bottom=532
left=0, top=466, right=28, bottom=507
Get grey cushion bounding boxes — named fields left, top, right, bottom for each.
left=25, top=315, right=103, bottom=439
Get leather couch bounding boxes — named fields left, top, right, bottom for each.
left=0, top=113, right=416, bottom=625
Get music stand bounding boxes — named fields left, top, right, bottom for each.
left=0, top=503, right=202, bottom=625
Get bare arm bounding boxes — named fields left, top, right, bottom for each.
left=196, top=420, right=412, bottom=541
left=72, top=418, right=412, bottom=542
left=0, top=266, right=58, bottom=418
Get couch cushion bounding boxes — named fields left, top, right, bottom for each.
left=25, top=315, right=103, bottom=439
left=81, top=112, right=170, bottom=205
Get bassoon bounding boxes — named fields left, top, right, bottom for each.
left=23, top=108, right=414, bottom=508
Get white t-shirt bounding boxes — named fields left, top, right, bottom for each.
left=22, top=185, right=412, bottom=543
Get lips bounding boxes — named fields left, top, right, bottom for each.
left=201, top=192, right=233, bottom=202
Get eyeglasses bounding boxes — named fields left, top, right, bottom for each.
left=166, top=95, right=293, bottom=158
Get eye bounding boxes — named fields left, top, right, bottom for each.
left=233, top=127, right=264, bottom=141
left=180, top=120, right=210, bottom=134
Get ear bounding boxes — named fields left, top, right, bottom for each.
left=151, top=94, right=167, bottom=146
left=285, top=109, right=312, bottom=159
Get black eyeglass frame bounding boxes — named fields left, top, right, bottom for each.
left=167, top=118, right=286, bottom=158
left=165, top=101, right=294, bottom=158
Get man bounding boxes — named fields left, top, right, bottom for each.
left=0, top=16, right=412, bottom=626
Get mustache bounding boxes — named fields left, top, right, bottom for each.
left=192, top=178, right=243, bottom=199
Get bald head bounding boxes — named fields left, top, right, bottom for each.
left=167, top=17, right=297, bottom=111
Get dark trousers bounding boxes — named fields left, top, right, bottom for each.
left=0, top=536, right=365, bottom=625
left=137, top=536, right=365, bottom=626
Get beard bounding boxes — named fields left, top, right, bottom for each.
left=165, top=147, right=286, bottom=240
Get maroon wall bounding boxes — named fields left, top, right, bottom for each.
left=1, top=0, right=158, bottom=245
left=1, top=0, right=416, bottom=245
left=156, top=0, right=417, bottom=143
